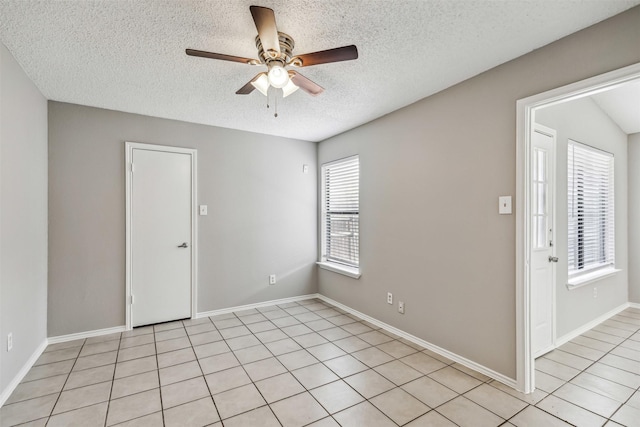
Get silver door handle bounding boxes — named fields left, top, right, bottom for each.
left=548, top=256, right=559, bottom=263
left=178, top=242, right=188, bottom=248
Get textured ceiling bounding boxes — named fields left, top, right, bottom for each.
left=592, top=80, right=640, bottom=134
left=0, top=1, right=638, bottom=142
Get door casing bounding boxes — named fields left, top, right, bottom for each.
left=125, top=142, right=198, bottom=330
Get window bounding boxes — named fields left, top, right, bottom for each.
left=567, top=140, right=615, bottom=281
left=320, top=156, right=360, bottom=276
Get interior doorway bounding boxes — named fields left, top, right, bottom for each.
left=125, top=142, right=198, bottom=329
left=516, top=62, right=640, bottom=393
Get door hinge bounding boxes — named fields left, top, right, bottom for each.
left=130, top=295, right=135, bottom=304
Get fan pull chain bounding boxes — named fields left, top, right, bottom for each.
left=274, top=90, right=278, bottom=118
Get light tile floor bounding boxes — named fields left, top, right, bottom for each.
left=1, top=300, right=639, bottom=426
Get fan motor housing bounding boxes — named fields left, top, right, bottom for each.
left=256, top=32, right=295, bottom=65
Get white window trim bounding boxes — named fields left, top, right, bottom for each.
left=567, top=267, right=621, bottom=290
left=317, top=261, right=361, bottom=279
left=320, top=155, right=360, bottom=278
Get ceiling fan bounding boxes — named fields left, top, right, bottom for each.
left=186, top=5, right=358, bottom=98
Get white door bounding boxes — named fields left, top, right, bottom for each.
left=130, top=147, right=193, bottom=327
left=531, top=125, right=556, bottom=358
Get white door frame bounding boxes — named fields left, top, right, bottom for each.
left=125, top=142, right=198, bottom=330
left=516, top=62, right=640, bottom=393
left=530, top=123, right=557, bottom=359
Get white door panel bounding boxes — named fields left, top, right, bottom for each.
left=131, top=148, right=192, bottom=327
left=531, top=126, right=556, bottom=357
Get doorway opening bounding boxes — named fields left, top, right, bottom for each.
left=516, top=62, right=640, bottom=393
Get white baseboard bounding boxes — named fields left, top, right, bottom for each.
left=196, top=294, right=320, bottom=318
left=47, top=325, right=127, bottom=344
left=0, top=339, right=48, bottom=408
left=316, top=295, right=518, bottom=389
left=629, top=302, right=640, bottom=310
left=555, top=302, right=630, bottom=347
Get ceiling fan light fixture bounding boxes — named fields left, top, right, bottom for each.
left=251, top=73, right=270, bottom=96
left=282, top=79, right=299, bottom=98
left=267, top=63, right=289, bottom=88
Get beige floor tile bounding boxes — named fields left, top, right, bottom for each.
left=307, top=343, right=347, bottom=361
left=182, top=317, right=211, bottom=326
left=583, top=330, right=625, bottom=345
left=451, top=363, right=492, bottom=382
left=47, top=402, right=108, bottom=427
left=421, top=348, right=455, bottom=365
left=352, top=347, right=394, bottom=367
left=35, top=347, right=81, bottom=366
left=370, top=387, right=430, bottom=425
left=193, top=340, right=231, bottom=359
left=188, top=330, right=223, bottom=346
left=255, top=329, right=288, bottom=344
left=116, top=343, right=155, bottom=363
left=239, top=313, right=268, bottom=324
left=293, top=332, right=329, bottom=348
left=243, top=357, right=287, bottom=381
left=53, top=381, right=112, bottom=414
left=621, top=338, right=640, bottom=352
left=213, top=383, right=266, bottom=419
left=262, top=310, right=290, bottom=321
left=246, top=320, right=277, bottom=333
left=121, top=326, right=153, bottom=338
left=332, top=401, right=396, bottom=427
left=295, top=312, right=322, bottom=323
left=345, top=369, right=396, bottom=399
left=488, top=380, right=548, bottom=405
left=324, top=354, right=369, bottom=377
left=374, top=360, right=423, bottom=386
left=552, top=382, right=621, bottom=418
left=318, top=327, right=352, bottom=341
left=80, top=340, right=120, bottom=357
left=536, top=394, right=606, bottom=427
left=358, top=331, right=394, bottom=346
left=308, top=416, right=341, bottom=426
left=316, top=308, right=342, bottom=319
left=119, top=334, right=155, bottom=349
left=114, top=355, right=157, bottom=379
left=341, top=322, right=374, bottom=335
left=208, top=312, right=237, bottom=321
left=570, top=372, right=635, bottom=402
left=572, top=335, right=617, bottom=352
left=282, top=324, right=315, bottom=338
left=86, top=333, right=122, bottom=345
left=44, top=339, right=85, bottom=353
left=185, top=322, right=216, bottom=336
left=535, top=357, right=581, bottom=381
left=328, top=314, right=358, bottom=327
left=255, top=372, right=306, bottom=403
left=611, top=403, right=640, bottom=426
left=199, top=351, right=240, bottom=375
left=156, top=336, right=191, bottom=354
left=154, top=321, right=184, bottom=332
left=558, top=341, right=606, bottom=361
left=111, top=371, right=159, bottom=399
left=627, top=390, right=640, bottom=410
left=23, top=360, right=74, bottom=383
left=611, top=345, right=640, bottom=362
left=270, top=392, right=329, bottom=427
left=543, top=350, right=593, bottom=371
left=226, top=334, right=261, bottom=351
left=163, top=396, right=220, bottom=427
left=234, top=344, right=272, bottom=364
left=205, top=366, right=252, bottom=395
left=223, top=405, right=281, bottom=427
left=586, top=362, right=640, bottom=389
left=603, top=319, right=640, bottom=332
left=376, top=340, right=418, bottom=359
left=106, top=389, right=162, bottom=426
left=593, top=325, right=634, bottom=339
left=305, top=319, right=336, bottom=332
left=161, top=376, right=210, bottom=409
left=73, top=351, right=118, bottom=371
left=157, top=347, right=196, bottom=368
left=510, top=405, right=572, bottom=427
left=464, top=383, right=527, bottom=419
left=6, top=374, right=67, bottom=404
left=310, top=380, right=364, bottom=413
left=401, top=353, right=447, bottom=375
left=334, top=336, right=371, bottom=353
left=402, top=376, right=458, bottom=408
left=437, top=396, right=503, bottom=427
left=284, top=306, right=310, bottom=316
left=292, top=363, right=340, bottom=389
left=219, top=325, right=251, bottom=339
left=271, top=316, right=301, bottom=328
left=277, top=349, right=319, bottom=371
left=535, top=370, right=565, bottom=394
left=158, top=360, right=201, bottom=386
left=0, top=394, right=58, bottom=426
left=213, top=318, right=243, bottom=330
left=154, top=328, right=187, bottom=342
left=405, top=410, right=457, bottom=426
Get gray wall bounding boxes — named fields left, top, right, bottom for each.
left=48, top=102, right=317, bottom=337
left=536, top=97, right=628, bottom=338
left=317, top=7, right=640, bottom=380
left=0, top=44, right=48, bottom=394
left=630, top=132, right=640, bottom=304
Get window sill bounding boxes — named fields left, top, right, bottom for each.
left=567, top=268, right=621, bottom=290
left=317, top=262, right=361, bottom=279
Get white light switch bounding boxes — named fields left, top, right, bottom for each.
left=199, top=205, right=208, bottom=216
left=499, top=196, right=512, bottom=215
left=303, top=164, right=309, bottom=174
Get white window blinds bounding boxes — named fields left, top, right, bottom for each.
left=322, top=156, right=359, bottom=268
left=567, top=140, right=615, bottom=277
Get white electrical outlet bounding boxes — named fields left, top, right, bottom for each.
left=387, top=292, right=393, bottom=305
left=398, top=301, right=405, bottom=314
left=303, top=164, right=309, bottom=174
left=7, top=333, right=13, bottom=351
left=269, top=274, right=276, bottom=285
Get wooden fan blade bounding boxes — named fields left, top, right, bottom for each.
left=186, top=49, right=258, bottom=65
left=290, top=45, right=358, bottom=67
left=250, top=6, right=280, bottom=55
left=236, top=73, right=265, bottom=95
left=289, top=71, right=324, bottom=96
